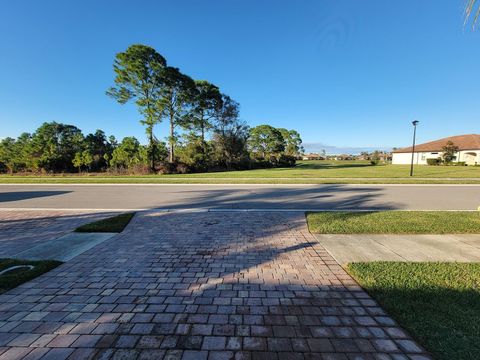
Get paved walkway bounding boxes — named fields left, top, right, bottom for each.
left=0, top=210, right=118, bottom=258
left=0, top=211, right=430, bottom=359
left=316, top=234, right=480, bottom=264
left=13, top=233, right=117, bottom=262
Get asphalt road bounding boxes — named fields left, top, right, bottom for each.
left=0, top=184, right=479, bottom=210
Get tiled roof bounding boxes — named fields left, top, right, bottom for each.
left=393, top=134, right=480, bottom=153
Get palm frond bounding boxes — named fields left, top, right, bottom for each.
left=465, top=0, right=480, bottom=29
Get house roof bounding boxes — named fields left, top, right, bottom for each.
left=393, top=134, right=480, bottom=153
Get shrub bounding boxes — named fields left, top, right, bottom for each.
left=370, top=159, right=379, bottom=166
left=157, top=162, right=176, bottom=174
left=250, top=159, right=274, bottom=169
left=175, top=162, right=190, bottom=174
left=235, top=158, right=254, bottom=170
left=129, top=164, right=151, bottom=174
left=157, top=162, right=191, bottom=174
left=426, top=158, right=441, bottom=166
left=453, top=162, right=466, bottom=166
left=278, top=154, right=296, bottom=167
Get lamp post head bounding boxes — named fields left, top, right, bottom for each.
left=412, top=120, right=419, bottom=126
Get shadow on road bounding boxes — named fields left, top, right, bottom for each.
left=0, top=184, right=405, bottom=210
left=0, top=191, right=71, bottom=202
left=167, top=184, right=401, bottom=210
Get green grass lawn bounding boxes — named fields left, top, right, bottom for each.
left=1, top=161, right=480, bottom=184
left=75, top=213, right=135, bottom=233
left=347, top=262, right=480, bottom=360
left=160, top=160, right=480, bottom=178
left=0, top=258, right=62, bottom=294
left=306, top=211, right=480, bottom=234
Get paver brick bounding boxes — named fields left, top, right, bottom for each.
left=202, top=336, right=227, bottom=350
left=39, top=348, right=74, bottom=360
left=0, top=211, right=431, bottom=359
left=21, top=348, right=50, bottom=360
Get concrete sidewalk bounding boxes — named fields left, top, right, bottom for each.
left=316, top=234, right=480, bottom=264
left=12, top=232, right=117, bottom=262
left=0, top=210, right=119, bottom=258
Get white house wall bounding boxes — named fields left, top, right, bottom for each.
left=392, top=150, right=480, bottom=165
left=458, top=150, right=480, bottom=165
left=392, top=152, right=424, bottom=165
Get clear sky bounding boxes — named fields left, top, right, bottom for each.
left=0, top=0, right=479, bottom=154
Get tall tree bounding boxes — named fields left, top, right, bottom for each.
left=84, top=130, right=113, bottom=171
left=29, top=122, right=84, bottom=172
left=159, top=66, right=196, bottom=162
left=278, top=128, right=304, bottom=157
left=213, top=95, right=249, bottom=168
left=214, top=95, right=240, bottom=136
left=190, top=80, right=222, bottom=157
left=0, top=137, right=28, bottom=173
left=247, top=125, right=286, bottom=160
left=107, top=44, right=166, bottom=171
left=109, top=136, right=145, bottom=170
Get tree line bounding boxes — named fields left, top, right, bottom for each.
left=0, top=121, right=302, bottom=174
left=0, top=44, right=303, bottom=174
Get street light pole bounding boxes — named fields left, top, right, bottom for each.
left=410, top=120, right=419, bottom=177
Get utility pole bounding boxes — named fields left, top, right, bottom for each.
left=410, top=120, right=419, bottom=176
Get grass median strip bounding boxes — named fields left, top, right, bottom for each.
left=75, top=212, right=135, bottom=233
left=347, top=262, right=480, bottom=360
left=306, top=210, right=480, bottom=234
left=1, top=161, right=480, bottom=184
left=0, top=258, right=62, bottom=294
left=1, top=177, right=480, bottom=184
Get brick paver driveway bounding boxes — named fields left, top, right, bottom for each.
left=0, top=211, right=430, bottom=360
left=0, top=210, right=117, bottom=258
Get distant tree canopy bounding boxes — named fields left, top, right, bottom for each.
left=0, top=122, right=119, bottom=174
left=0, top=44, right=303, bottom=174
left=247, top=125, right=301, bottom=167
left=278, top=128, right=304, bottom=157
left=0, top=120, right=302, bottom=174
left=248, top=125, right=285, bottom=160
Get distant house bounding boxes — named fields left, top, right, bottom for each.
left=356, top=152, right=392, bottom=162
left=377, top=152, right=392, bottom=162
left=334, top=154, right=353, bottom=161
left=302, top=153, right=324, bottom=160
left=392, top=134, right=480, bottom=165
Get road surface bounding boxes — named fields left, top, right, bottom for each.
left=0, top=184, right=479, bottom=210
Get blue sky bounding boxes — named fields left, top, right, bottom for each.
left=0, top=0, right=479, bottom=154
